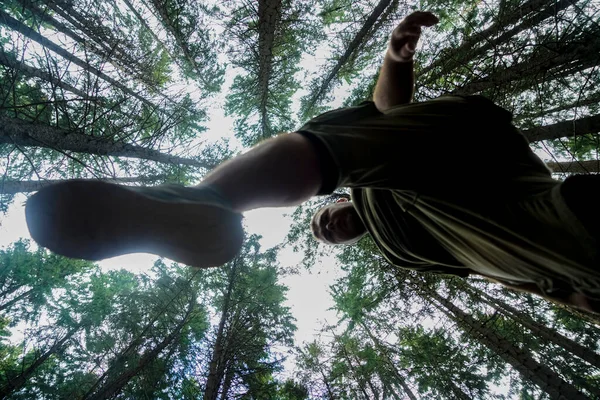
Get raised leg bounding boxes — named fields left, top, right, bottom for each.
left=25, top=133, right=323, bottom=267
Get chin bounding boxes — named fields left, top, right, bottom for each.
left=338, top=233, right=365, bottom=245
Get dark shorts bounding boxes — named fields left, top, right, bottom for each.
left=297, top=96, right=599, bottom=297
left=297, top=95, right=550, bottom=197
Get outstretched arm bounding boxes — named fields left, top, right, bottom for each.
left=373, top=11, right=438, bottom=112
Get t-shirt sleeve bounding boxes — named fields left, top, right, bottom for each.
left=296, top=101, right=382, bottom=195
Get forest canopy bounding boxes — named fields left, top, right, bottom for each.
left=1, top=0, right=599, bottom=398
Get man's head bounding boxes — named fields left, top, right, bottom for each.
left=311, top=198, right=367, bottom=245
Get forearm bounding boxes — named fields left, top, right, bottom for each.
left=373, top=53, right=414, bottom=112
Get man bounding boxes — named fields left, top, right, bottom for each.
left=26, top=12, right=598, bottom=311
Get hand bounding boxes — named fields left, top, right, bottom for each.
left=388, top=11, right=439, bottom=62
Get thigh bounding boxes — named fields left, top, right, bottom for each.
left=300, top=96, right=549, bottom=194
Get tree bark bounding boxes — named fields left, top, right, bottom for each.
left=0, top=116, right=213, bottom=169
left=0, top=324, right=80, bottom=398
left=0, top=9, right=155, bottom=108
left=359, top=321, right=418, bottom=400
left=121, top=0, right=174, bottom=62
left=0, top=47, right=91, bottom=98
left=0, top=287, right=35, bottom=312
left=468, top=284, right=600, bottom=370
left=204, top=260, right=238, bottom=400
left=256, top=0, right=282, bottom=140
left=19, top=0, right=152, bottom=86
left=85, top=300, right=194, bottom=400
left=449, top=381, right=471, bottom=400
left=451, top=31, right=600, bottom=96
left=522, top=114, right=600, bottom=143
left=302, top=0, right=392, bottom=118
left=0, top=176, right=165, bottom=195
left=420, top=0, right=569, bottom=82
left=218, top=365, right=234, bottom=400
left=423, top=286, right=591, bottom=400
left=514, top=92, right=600, bottom=122
left=547, top=160, right=600, bottom=174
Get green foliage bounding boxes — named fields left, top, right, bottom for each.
left=223, top=0, right=322, bottom=145
left=2, top=0, right=600, bottom=398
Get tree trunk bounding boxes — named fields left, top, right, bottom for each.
left=522, top=114, right=600, bottom=143
left=19, top=0, right=151, bottom=86
left=82, top=279, right=197, bottom=399
left=204, top=260, right=238, bottom=400
left=0, top=47, right=91, bottom=98
left=0, top=176, right=165, bottom=195
left=343, top=351, right=370, bottom=399
left=0, top=324, right=80, bottom=398
left=422, top=286, right=591, bottom=400
left=0, top=9, right=155, bottom=108
left=0, top=287, right=35, bottom=312
left=451, top=31, right=600, bottom=97
left=514, top=92, right=600, bottom=121
left=359, top=321, right=418, bottom=400
left=449, top=381, right=471, bottom=400
left=420, top=0, right=569, bottom=82
left=547, top=160, right=599, bottom=174
left=302, top=0, right=392, bottom=118
left=467, top=284, right=600, bottom=370
left=121, top=0, right=173, bottom=62
left=42, top=0, right=188, bottom=110
left=85, top=300, right=194, bottom=400
left=45, top=0, right=142, bottom=76
left=218, top=365, right=234, bottom=400
left=256, top=0, right=282, bottom=140
left=0, top=116, right=213, bottom=169
left=320, top=369, right=337, bottom=400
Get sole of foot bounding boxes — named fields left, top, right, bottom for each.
left=25, top=180, right=244, bottom=268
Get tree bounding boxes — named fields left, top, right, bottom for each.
left=224, top=0, right=321, bottom=146
left=148, top=0, right=225, bottom=92
left=202, top=235, right=296, bottom=399
left=300, top=0, right=397, bottom=120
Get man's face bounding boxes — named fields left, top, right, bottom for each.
left=311, top=200, right=366, bottom=245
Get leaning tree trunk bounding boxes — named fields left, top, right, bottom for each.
left=82, top=280, right=196, bottom=399
left=451, top=30, right=600, bottom=97
left=19, top=0, right=159, bottom=89
left=359, top=321, right=418, bottom=400
left=0, top=116, right=213, bottom=169
left=0, top=176, right=165, bottom=195
left=522, top=114, right=600, bottom=143
left=420, top=0, right=571, bottom=84
left=218, top=365, right=235, bottom=400
left=420, top=284, right=591, bottom=400
left=149, top=0, right=200, bottom=77
left=549, top=159, right=600, bottom=173
left=256, top=0, right=282, bottom=140
left=121, top=0, right=173, bottom=62
left=514, top=92, right=600, bottom=122
left=448, top=381, right=471, bottom=400
left=0, top=324, right=81, bottom=398
left=0, top=287, right=35, bottom=312
left=0, top=47, right=91, bottom=98
left=301, top=0, right=392, bottom=118
left=0, top=10, right=156, bottom=109
left=465, top=283, right=600, bottom=370
left=204, top=260, right=238, bottom=400
left=85, top=300, right=194, bottom=400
